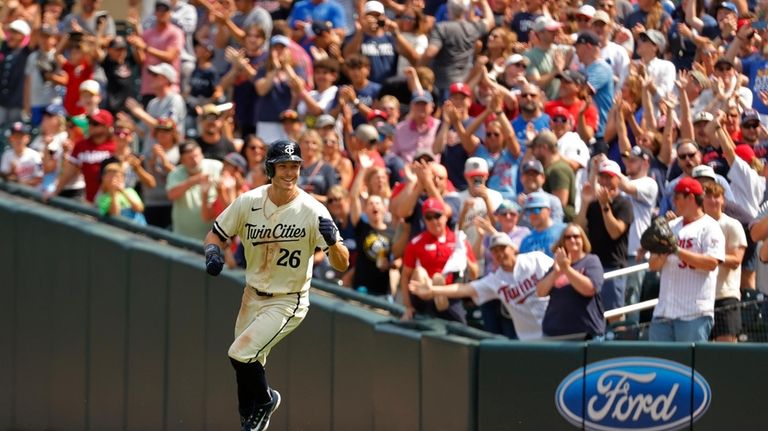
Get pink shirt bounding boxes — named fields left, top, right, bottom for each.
left=393, top=117, right=441, bottom=163
left=139, top=23, right=185, bottom=96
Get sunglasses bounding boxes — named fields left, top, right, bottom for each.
left=88, top=121, right=103, bottom=126
left=498, top=211, right=517, bottom=217
left=677, top=152, right=697, bottom=160
left=552, top=116, right=569, bottom=124
left=520, top=93, right=537, bottom=98
left=564, top=234, right=581, bottom=240
left=486, top=131, right=501, bottom=138
left=715, top=65, right=733, bottom=72
left=424, top=212, right=443, bottom=221
left=743, top=122, right=760, bottom=129
left=526, top=207, right=543, bottom=215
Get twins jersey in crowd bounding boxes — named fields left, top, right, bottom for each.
left=212, top=185, right=341, bottom=294
left=654, top=215, right=726, bottom=320
left=470, top=251, right=554, bottom=340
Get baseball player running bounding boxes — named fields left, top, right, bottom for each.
left=203, top=139, right=349, bottom=431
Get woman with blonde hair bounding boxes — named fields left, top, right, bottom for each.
left=298, top=129, right=338, bottom=203
left=320, top=130, right=354, bottom=189
left=537, top=223, right=605, bottom=339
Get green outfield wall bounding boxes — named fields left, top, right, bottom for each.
left=2, top=192, right=768, bottom=431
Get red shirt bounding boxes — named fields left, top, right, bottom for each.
left=68, top=137, right=116, bottom=202
left=544, top=100, right=598, bottom=131
left=403, top=228, right=476, bottom=283
left=62, top=61, right=94, bottom=116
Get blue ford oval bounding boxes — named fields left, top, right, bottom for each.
left=555, top=357, right=711, bottom=430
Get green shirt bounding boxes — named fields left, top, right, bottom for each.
left=543, top=158, right=576, bottom=222
left=166, top=159, right=223, bottom=241
left=524, top=44, right=570, bottom=101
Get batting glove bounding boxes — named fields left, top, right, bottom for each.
left=318, top=217, right=339, bottom=246
left=205, top=244, right=225, bottom=276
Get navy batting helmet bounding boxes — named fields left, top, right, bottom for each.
left=265, top=138, right=303, bottom=178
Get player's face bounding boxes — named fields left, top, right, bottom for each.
left=272, top=161, right=301, bottom=190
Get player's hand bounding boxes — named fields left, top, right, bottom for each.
left=205, top=244, right=225, bottom=276
left=318, top=216, right=339, bottom=246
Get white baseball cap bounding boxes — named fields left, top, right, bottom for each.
left=464, top=157, right=489, bottom=177
left=148, top=62, right=178, bottom=84
left=692, top=165, right=716, bottom=180
left=79, top=79, right=101, bottom=95
left=598, top=159, right=622, bottom=177
left=363, top=1, right=385, bottom=15
left=576, top=5, right=596, bottom=18
left=8, top=19, right=31, bottom=37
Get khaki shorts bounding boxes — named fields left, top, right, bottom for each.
left=228, top=286, right=309, bottom=365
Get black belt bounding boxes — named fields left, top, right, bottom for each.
left=254, top=289, right=273, bottom=297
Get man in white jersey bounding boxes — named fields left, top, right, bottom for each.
left=203, top=139, right=350, bottom=431
left=648, top=177, right=725, bottom=342
left=408, top=233, right=553, bottom=340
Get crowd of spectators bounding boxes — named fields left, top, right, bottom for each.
left=3, top=0, right=768, bottom=342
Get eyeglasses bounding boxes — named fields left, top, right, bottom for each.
left=498, top=211, right=517, bottom=218
left=715, top=65, right=733, bottom=72
left=564, top=234, right=581, bottom=240
left=552, top=116, right=569, bottom=124
left=677, top=152, right=697, bottom=160
left=526, top=207, right=543, bottom=215
left=520, top=93, right=537, bottom=98
left=424, top=212, right=443, bottom=221
left=486, top=131, right=501, bottom=138
left=743, top=122, right=760, bottom=129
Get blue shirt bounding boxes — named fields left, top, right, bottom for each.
left=360, top=34, right=399, bottom=84
left=288, top=0, right=346, bottom=31
left=487, top=149, right=521, bottom=199
left=519, top=223, right=566, bottom=257
left=584, top=60, right=614, bottom=138
left=509, top=12, right=540, bottom=43
left=742, top=54, right=768, bottom=114
left=511, top=113, right=551, bottom=147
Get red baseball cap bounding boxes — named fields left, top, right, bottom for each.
left=367, top=109, right=388, bottom=121
left=449, top=82, right=472, bottom=97
left=550, top=106, right=574, bottom=123
left=89, top=110, right=114, bottom=127
left=422, top=197, right=446, bottom=215
left=674, top=177, right=704, bottom=196
left=735, top=144, right=756, bottom=164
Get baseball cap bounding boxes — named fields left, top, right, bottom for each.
left=449, top=82, right=472, bottom=97
left=200, top=103, right=221, bottom=117
left=311, top=20, right=334, bottom=34
left=556, top=70, right=586, bottom=85
left=494, top=199, right=521, bottom=215
left=742, top=109, right=760, bottom=125
left=550, top=106, right=574, bottom=123
left=224, top=152, right=248, bottom=174
left=693, top=111, right=714, bottom=123
left=532, top=16, right=562, bottom=32
left=576, top=4, right=596, bottom=18
left=377, top=123, right=395, bottom=138
left=690, top=70, right=709, bottom=88
left=715, top=57, right=735, bottom=68
left=367, top=109, right=388, bottom=122
left=598, top=159, right=622, bottom=177
left=148, top=62, right=178, bottom=84
left=692, top=164, right=717, bottom=180
left=79, top=79, right=100, bottom=95
left=422, top=196, right=445, bottom=215
left=717, top=1, right=738, bottom=14
left=590, top=10, right=611, bottom=25
left=522, top=159, right=544, bottom=174
left=524, top=192, right=551, bottom=209
left=627, top=145, right=652, bottom=161
left=154, top=117, right=176, bottom=131
left=735, top=144, right=756, bottom=163
left=363, top=0, right=385, bottom=15
left=489, top=232, right=515, bottom=249
left=529, top=130, right=558, bottom=148
left=44, top=104, right=66, bottom=117
left=279, top=109, right=299, bottom=121
left=8, top=19, right=31, bottom=37
left=411, top=91, right=434, bottom=104
left=355, top=124, right=379, bottom=143
left=40, top=24, right=59, bottom=36
left=315, top=114, right=336, bottom=128
left=109, top=36, right=127, bottom=49
left=8, top=121, right=30, bottom=135
left=464, top=157, right=489, bottom=177
left=504, top=54, right=529, bottom=68
left=155, top=0, right=172, bottom=8
left=414, top=149, right=436, bottom=162
left=575, top=31, right=601, bottom=46
left=89, top=110, right=114, bottom=127
left=639, top=30, right=666, bottom=52
left=270, top=35, right=291, bottom=47
left=675, top=177, right=704, bottom=195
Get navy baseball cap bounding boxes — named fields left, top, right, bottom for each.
left=718, top=2, right=738, bottom=14
left=522, top=159, right=544, bottom=174
left=575, top=31, right=600, bottom=46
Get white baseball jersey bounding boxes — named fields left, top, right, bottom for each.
left=0, top=147, right=42, bottom=182
left=715, top=213, right=747, bottom=300
left=654, top=215, right=726, bottom=320
left=457, top=188, right=503, bottom=247
left=470, top=251, right=554, bottom=340
left=212, top=185, right=340, bottom=294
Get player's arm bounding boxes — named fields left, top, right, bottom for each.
left=203, top=230, right=226, bottom=276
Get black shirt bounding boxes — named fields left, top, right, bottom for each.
left=0, top=44, right=31, bottom=108
left=196, top=136, right=236, bottom=161
left=585, top=195, right=634, bottom=269
left=101, top=56, right=135, bottom=113
left=351, top=219, right=394, bottom=296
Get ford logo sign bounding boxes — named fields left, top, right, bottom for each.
left=555, top=357, right=711, bottom=430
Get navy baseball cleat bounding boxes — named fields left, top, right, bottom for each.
left=242, top=388, right=281, bottom=431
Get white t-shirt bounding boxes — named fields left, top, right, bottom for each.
left=601, top=41, right=630, bottom=90
left=470, top=251, right=554, bottom=340
left=557, top=131, right=589, bottom=213
left=646, top=57, right=677, bottom=102
left=457, top=187, right=503, bottom=247
left=297, top=85, right=338, bottom=118
left=715, top=213, right=747, bottom=300
left=655, top=214, right=725, bottom=320
left=213, top=185, right=341, bottom=294
left=0, top=147, right=43, bottom=182
left=727, top=157, right=765, bottom=219
left=624, top=176, right=658, bottom=257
